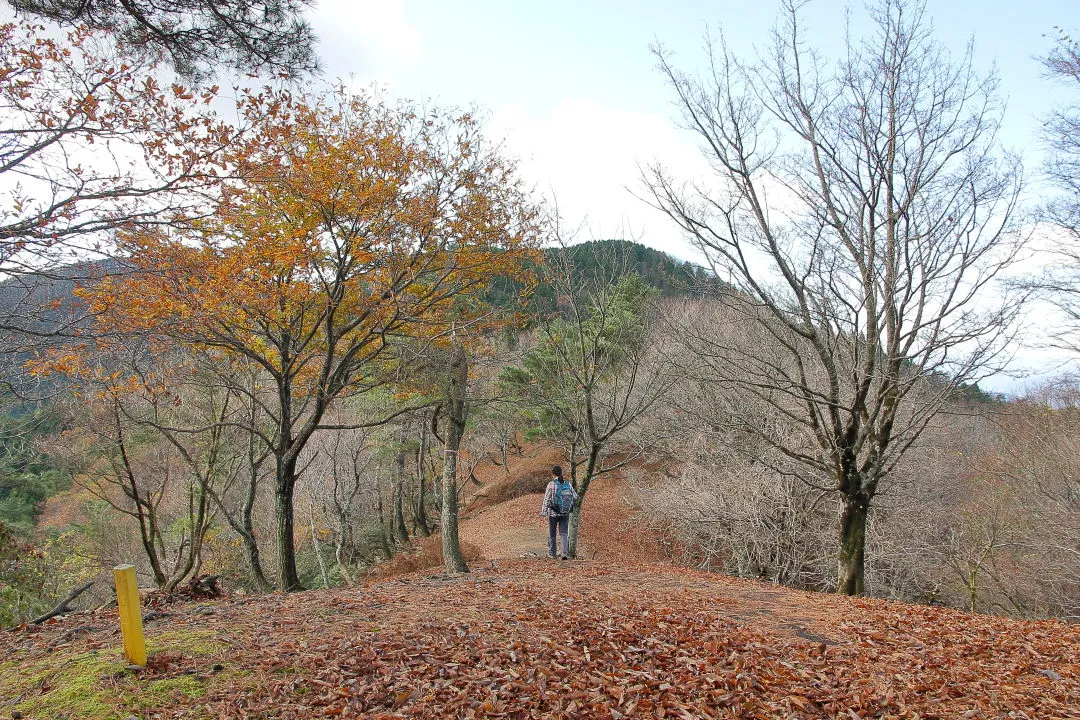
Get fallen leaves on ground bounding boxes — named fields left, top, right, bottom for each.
left=4, top=559, right=1078, bottom=719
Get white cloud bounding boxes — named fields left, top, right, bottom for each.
left=311, top=0, right=422, bottom=78
left=490, top=100, right=710, bottom=260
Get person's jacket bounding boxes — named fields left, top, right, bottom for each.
left=540, top=478, right=577, bottom=517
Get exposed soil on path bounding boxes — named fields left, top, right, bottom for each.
left=458, top=448, right=842, bottom=646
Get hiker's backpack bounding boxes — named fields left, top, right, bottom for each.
left=554, top=480, right=575, bottom=516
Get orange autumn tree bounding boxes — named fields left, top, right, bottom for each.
left=82, top=87, right=542, bottom=591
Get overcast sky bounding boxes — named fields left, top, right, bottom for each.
left=305, top=0, right=1074, bottom=390
left=307, top=0, right=1074, bottom=259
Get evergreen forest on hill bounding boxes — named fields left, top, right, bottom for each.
left=482, top=239, right=723, bottom=316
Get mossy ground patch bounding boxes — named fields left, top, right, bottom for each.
left=1, top=629, right=228, bottom=719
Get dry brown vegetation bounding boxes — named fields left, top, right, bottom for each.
left=368, top=535, right=484, bottom=579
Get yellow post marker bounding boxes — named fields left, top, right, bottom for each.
left=113, top=564, right=147, bottom=667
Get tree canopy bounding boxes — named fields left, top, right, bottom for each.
left=8, top=0, right=318, bottom=81
left=64, top=87, right=542, bottom=590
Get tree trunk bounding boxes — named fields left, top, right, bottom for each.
left=414, top=467, right=431, bottom=537
left=137, top=506, right=167, bottom=589
left=244, top=532, right=273, bottom=592
left=240, top=465, right=273, bottom=591
left=392, top=442, right=410, bottom=546
left=335, top=530, right=355, bottom=585
left=441, top=344, right=469, bottom=575
left=275, top=454, right=305, bottom=592
left=836, top=494, right=868, bottom=596
left=414, top=425, right=431, bottom=538
left=209, top=467, right=272, bottom=591
left=567, top=505, right=582, bottom=559
left=371, top=490, right=390, bottom=561
left=241, top=407, right=274, bottom=592
left=566, top=442, right=602, bottom=558
left=114, top=406, right=168, bottom=588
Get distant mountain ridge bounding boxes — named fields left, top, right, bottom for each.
left=4, top=242, right=707, bottom=325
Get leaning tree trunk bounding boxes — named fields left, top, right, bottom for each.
left=242, top=536, right=273, bottom=592
left=566, top=443, right=602, bottom=558
left=114, top=409, right=168, bottom=588
left=239, top=471, right=273, bottom=592
left=836, top=493, right=869, bottom=596
left=236, top=402, right=274, bottom=592
left=207, top=465, right=273, bottom=592
left=440, top=344, right=469, bottom=574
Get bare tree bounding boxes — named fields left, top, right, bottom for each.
left=44, top=340, right=238, bottom=592
left=1042, top=29, right=1080, bottom=235
left=1027, top=30, right=1080, bottom=354
left=644, top=0, right=1024, bottom=595
left=966, top=381, right=1080, bottom=618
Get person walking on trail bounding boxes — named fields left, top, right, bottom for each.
left=540, top=465, right=577, bottom=560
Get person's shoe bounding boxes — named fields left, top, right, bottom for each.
left=547, top=554, right=556, bottom=559
left=560, top=555, right=568, bottom=560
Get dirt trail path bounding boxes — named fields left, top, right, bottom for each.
left=462, top=474, right=661, bottom=563
left=458, top=452, right=843, bottom=646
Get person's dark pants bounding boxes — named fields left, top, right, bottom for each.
left=548, top=514, right=569, bottom=558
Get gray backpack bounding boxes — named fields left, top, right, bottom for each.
left=554, top=480, right=575, bottom=516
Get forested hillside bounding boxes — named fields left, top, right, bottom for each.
left=5, top=0, right=1080, bottom=715
left=4, top=230, right=1078, bottom=625
left=1, top=12, right=1077, bottom=626
left=483, top=239, right=721, bottom=316
left=0, top=237, right=710, bottom=615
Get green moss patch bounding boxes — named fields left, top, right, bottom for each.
left=114, top=673, right=208, bottom=716
left=146, top=628, right=230, bottom=657
left=1, top=650, right=117, bottom=719
left=0, top=629, right=227, bottom=719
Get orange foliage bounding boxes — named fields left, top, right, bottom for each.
left=43, top=86, right=544, bottom=591
left=81, top=87, right=542, bottom=399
